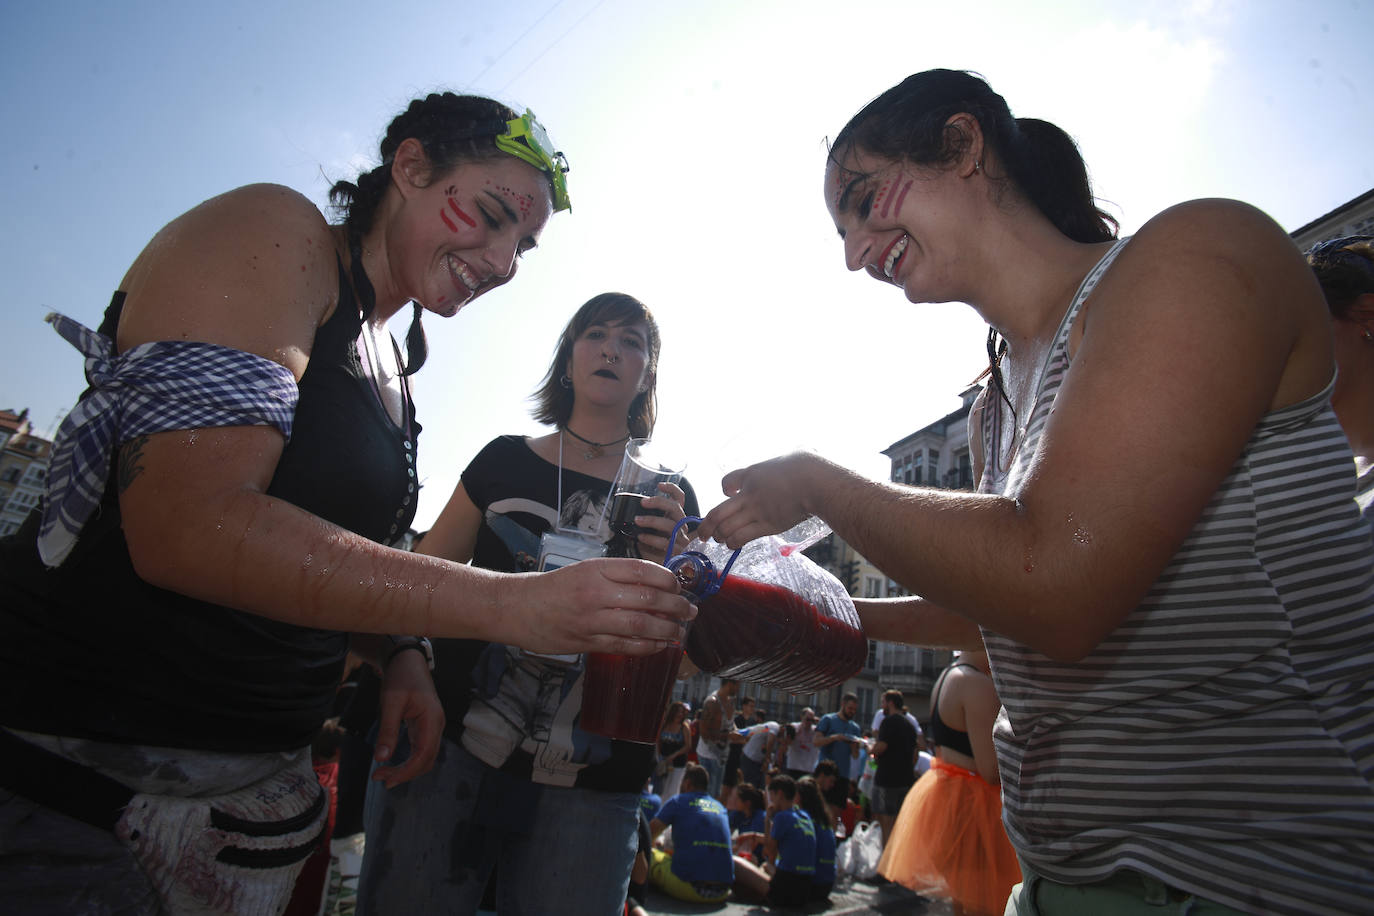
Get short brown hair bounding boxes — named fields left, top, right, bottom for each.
left=530, top=293, right=660, bottom=436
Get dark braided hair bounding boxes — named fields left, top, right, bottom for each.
left=329, top=93, right=522, bottom=376
left=829, top=70, right=1118, bottom=423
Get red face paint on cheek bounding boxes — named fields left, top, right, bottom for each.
left=892, top=180, right=912, bottom=217
left=440, top=187, right=477, bottom=233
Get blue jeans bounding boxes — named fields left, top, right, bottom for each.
left=357, top=737, right=639, bottom=916
left=698, top=755, right=724, bottom=798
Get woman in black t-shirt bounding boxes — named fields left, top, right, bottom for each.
left=359, top=293, right=698, bottom=916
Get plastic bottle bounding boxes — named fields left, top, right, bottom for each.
left=675, top=518, right=867, bottom=692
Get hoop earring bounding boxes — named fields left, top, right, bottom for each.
left=560, top=374, right=572, bottom=388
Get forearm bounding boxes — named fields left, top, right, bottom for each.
left=131, top=484, right=511, bottom=640
left=801, top=457, right=1148, bottom=659
left=853, top=597, right=983, bottom=650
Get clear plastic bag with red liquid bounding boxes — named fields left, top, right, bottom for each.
left=677, top=522, right=868, bottom=693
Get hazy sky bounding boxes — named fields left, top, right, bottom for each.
left=2, top=0, right=1371, bottom=527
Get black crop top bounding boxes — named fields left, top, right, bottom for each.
left=0, top=257, right=419, bottom=753
left=927, top=662, right=976, bottom=757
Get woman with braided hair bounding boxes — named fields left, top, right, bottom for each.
left=0, top=92, right=692, bottom=915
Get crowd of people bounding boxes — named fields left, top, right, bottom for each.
left=2, top=65, right=1371, bottom=916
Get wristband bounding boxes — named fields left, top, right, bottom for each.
left=386, top=636, right=435, bottom=671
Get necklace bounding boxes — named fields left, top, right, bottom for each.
left=563, top=426, right=630, bottom=460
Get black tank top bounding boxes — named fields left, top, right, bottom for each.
left=927, top=662, right=976, bottom=757
left=0, top=258, right=419, bottom=752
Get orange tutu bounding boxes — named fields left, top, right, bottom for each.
left=877, top=758, right=1021, bottom=916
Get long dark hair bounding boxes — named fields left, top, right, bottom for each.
left=830, top=70, right=1119, bottom=418
left=531, top=292, right=661, bottom=438
left=329, top=93, right=521, bottom=376
left=796, top=776, right=831, bottom=830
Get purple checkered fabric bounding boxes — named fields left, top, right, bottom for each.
left=37, top=312, right=298, bottom=567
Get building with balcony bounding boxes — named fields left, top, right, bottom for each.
left=1290, top=187, right=1374, bottom=252
left=0, top=409, right=51, bottom=537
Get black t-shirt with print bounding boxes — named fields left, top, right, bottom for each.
left=431, top=434, right=698, bottom=793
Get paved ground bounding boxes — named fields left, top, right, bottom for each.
left=640, top=876, right=953, bottom=916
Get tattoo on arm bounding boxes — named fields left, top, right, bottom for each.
left=117, top=435, right=149, bottom=494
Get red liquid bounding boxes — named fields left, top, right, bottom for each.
left=608, top=491, right=664, bottom=538
left=579, top=644, right=685, bottom=744
left=686, top=575, right=868, bottom=692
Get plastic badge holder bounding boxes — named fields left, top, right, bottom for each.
left=671, top=517, right=868, bottom=693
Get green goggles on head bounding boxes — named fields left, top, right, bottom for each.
left=495, top=109, right=571, bottom=212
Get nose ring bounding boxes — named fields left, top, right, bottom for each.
left=605, top=353, right=619, bottom=364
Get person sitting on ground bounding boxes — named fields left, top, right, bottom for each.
left=647, top=763, right=735, bottom=905
left=626, top=806, right=654, bottom=916
left=731, top=774, right=817, bottom=908
left=638, top=777, right=662, bottom=824
left=797, top=776, right=837, bottom=903
left=812, top=759, right=841, bottom=829
left=727, top=781, right=767, bottom=864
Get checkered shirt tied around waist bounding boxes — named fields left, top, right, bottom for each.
left=38, top=312, right=298, bottom=567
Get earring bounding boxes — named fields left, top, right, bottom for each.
left=1364, top=329, right=1373, bottom=344
left=559, top=374, right=572, bottom=388
left=973, top=159, right=983, bottom=174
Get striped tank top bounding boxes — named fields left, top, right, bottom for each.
left=978, top=238, right=1374, bottom=915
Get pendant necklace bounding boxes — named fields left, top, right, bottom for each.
left=564, top=426, right=630, bottom=461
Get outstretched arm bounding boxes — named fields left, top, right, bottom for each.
left=113, top=185, right=691, bottom=654
left=698, top=202, right=1332, bottom=660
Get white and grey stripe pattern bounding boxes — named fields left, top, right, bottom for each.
left=979, top=240, right=1374, bottom=915
left=38, top=312, right=298, bottom=568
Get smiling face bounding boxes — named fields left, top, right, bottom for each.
left=392, top=152, right=554, bottom=317
left=566, top=318, right=653, bottom=411
left=824, top=146, right=971, bottom=305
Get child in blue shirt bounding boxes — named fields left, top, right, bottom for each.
left=649, top=764, right=734, bottom=904
left=638, top=779, right=662, bottom=823
left=731, top=774, right=817, bottom=907
left=728, top=782, right=767, bottom=864
left=797, top=777, right=836, bottom=901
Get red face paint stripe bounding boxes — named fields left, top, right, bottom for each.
left=893, top=180, right=911, bottom=216
left=440, top=209, right=458, bottom=233
left=447, top=198, right=477, bottom=227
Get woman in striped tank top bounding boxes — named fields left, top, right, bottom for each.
left=697, top=70, right=1374, bottom=915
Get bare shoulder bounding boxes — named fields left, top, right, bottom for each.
left=1121, top=198, right=1308, bottom=285
left=117, top=184, right=340, bottom=375
left=1089, top=197, right=1330, bottom=400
